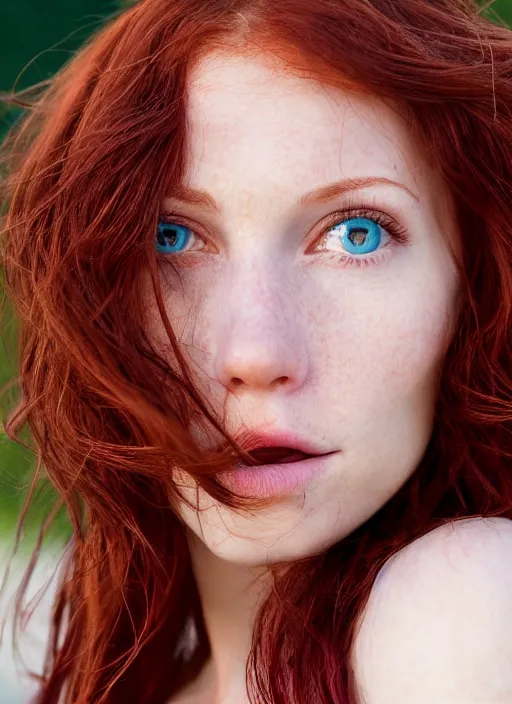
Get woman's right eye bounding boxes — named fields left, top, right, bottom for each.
left=155, top=220, right=205, bottom=254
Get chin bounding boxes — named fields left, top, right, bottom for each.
left=182, top=492, right=375, bottom=567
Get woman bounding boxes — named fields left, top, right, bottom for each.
left=2, top=0, right=512, bottom=701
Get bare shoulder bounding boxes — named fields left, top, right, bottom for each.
left=374, top=516, right=512, bottom=583
left=351, top=517, right=512, bottom=704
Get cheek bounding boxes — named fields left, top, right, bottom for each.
left=311, top=267, right=458, bottom=425
left=142, top=267, right=215, bottom=375
left=150, top=249, right=458, bottom=410
left=360, top=305, right=448, bottom=392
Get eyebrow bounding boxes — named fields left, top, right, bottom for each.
left=168, top=176, right=419, bottom=213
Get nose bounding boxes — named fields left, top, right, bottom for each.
left=214, top=277, right=309, bottom=394
left=216, top=332, right=307, bottom=392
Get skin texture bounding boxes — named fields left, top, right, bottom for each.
left=150, top=51, right=460, bottom=565
left=144, top=51, right=465, bottom=701
left=351, top=517, right=512, bottom=704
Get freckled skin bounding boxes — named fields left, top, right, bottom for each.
left=148, top=51, right=460, bottom=566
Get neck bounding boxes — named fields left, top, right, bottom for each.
left=186, top=529, right=271, bottom=702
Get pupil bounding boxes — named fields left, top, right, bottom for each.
left=158, top=225, right=177, bottom=247
left=348, top=228, right=368, bottom=246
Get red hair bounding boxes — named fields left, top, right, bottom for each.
left=2, top=0, right=512, bottom=701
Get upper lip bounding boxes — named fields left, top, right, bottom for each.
left=232, top=428, right=335, bottom=456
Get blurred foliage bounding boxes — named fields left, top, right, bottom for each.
left=481, top=0, right=512, bottom=23
left=0, top=0, right=511, bottom=549
left=0, top=1, right=123, bottom=549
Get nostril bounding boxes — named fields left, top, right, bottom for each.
left=272, top=376, right=289, bottom=387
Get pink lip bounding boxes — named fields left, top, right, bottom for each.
left=220, top=452, right=338, bottom=498
left=216, top=427, right=339, bottom=498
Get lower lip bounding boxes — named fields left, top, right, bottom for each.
left=219, top=453, right=337, bottom=498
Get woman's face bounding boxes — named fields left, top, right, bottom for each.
left=148, top=51, right=460, bottom=565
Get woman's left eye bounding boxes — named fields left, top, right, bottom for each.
left=319, top=216, right=389, bottom=256
left=156, top=221, right=204, bottom=254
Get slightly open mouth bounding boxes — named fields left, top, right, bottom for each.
left=243, top=446, right=316, bottom=465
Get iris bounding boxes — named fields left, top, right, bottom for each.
left=156, top=222, right=191, bottom=254
left=331, top=217, right=381, bottom=255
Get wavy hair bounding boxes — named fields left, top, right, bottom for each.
left=1, top=0, right=512, bottom=701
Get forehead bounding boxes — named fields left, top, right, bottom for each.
left=184, top=51, right=427, bottom=195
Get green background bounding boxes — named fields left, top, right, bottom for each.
left=0, top=1, right=123, bottom=550
left=1, top=0, right=512, bottom=550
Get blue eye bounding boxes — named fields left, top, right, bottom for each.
left=332, top=216, right=382, bottom=255
left=156, top=221, right=193, bottom=254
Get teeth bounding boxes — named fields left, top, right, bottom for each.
left=248, top=447, right=310, bottom=464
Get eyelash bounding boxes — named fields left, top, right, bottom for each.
left=314, top=199, right=409, bottom=268
left=157, top=195, right=410, bottom=269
